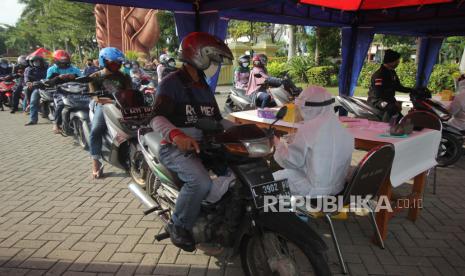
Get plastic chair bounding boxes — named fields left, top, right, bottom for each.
left=400, top=111, right=442, bottom=194
left=297, top=144, right=395, bottom=274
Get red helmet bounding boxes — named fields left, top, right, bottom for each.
left=53, top=50, right=71, bottom=68
left=179, top=32, right=233, bottom=70
left=252, top=54, right=267, bottom=67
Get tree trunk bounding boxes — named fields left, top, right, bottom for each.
left=314, top=27, right=320, bottom=65
left=287, top=25, right=296, bottom=61
left=460, top=47, right=465, bottom=73
left=415, top=37, right=421, bottom=65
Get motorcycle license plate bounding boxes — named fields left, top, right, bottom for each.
left=250, top=179, right=291, bottom=209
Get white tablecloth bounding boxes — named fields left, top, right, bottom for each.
left=230, top=110, right=442, bottom=187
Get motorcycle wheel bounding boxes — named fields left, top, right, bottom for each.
left=437, top=132, right=463, bottom=167
left=129, top=144, right=147, bottom=186
left=73, top=119, right=88, bottom=150
left=240, top=228, right=330, bottom=276
left=145, top=170, right=161, bottom=199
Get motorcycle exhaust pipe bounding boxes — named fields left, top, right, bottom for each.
left=128, top=182, right=158, bottom=210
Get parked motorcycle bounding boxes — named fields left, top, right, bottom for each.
left=224, top=74, right=301, bottom=115
left=337, top=91, right=464, bottom=167
left=37, top=81, right=57, bottom=121
left=409, top=90, right=464, bottom=167
left=129, top=107, right=330, bottom=275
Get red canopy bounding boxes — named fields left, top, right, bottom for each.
left=29, top=48, right=52, bottom=59
left=299, top=0, right=453, bottom=11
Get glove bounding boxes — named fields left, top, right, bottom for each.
left=265, top=77, right=283, bottom=87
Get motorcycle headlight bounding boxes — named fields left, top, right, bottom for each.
left=241, top=137, right=273, bottom=158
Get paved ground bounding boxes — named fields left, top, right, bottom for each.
left=0, top=108, right=465, bottom=276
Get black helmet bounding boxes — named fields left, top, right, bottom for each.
left=238, top=55, right=250, bottom=68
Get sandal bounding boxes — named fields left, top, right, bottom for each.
left=92, top=163, right=105, bottom=179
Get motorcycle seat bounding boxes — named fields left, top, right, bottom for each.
left=143, top=131, right=163, bottom=159
left=143, top=131, right=183, bottom=188
left=231, top=87, right=246, bottom=96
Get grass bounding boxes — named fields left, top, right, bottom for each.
left=296, top=84, right=369, bottom=97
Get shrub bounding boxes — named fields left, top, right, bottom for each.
left=358, top=62, right=380, bottom=88
left=428, top=63, right=460, bottom=92
left=306, top=66, right=335, bottom=86
left=287, top=55, right=315, bottom=83
left=396, top=61, right=417, bottom=88
left=267, top=61, right=287, bottom=78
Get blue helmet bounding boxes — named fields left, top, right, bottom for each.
left=98, top=47, right=125, bottom=67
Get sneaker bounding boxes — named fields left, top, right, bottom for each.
left=10, top=109, right=16, bottom=114
left=25, top=121, right=37, bottom=126
left=165, top=221, right=195, bottom=252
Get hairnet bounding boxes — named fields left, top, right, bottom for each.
left=294, top=86, right=335, bottom=120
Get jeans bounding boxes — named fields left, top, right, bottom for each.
left=89, top=101, right=107, bottom=160
left=29, top=89, right=41, bottom=123
left=257, top=91, right=271, bottom=108
left=11, top=84, right=23, bottom=110
left=159, top=144, right=212, bottom=230
left=54, top=95, right=64, bottom=126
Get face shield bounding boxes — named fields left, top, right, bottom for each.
left=204, top=62, right=219, bottom=78
left=33, top=61, right=42, bottom=67
left=294, top=86, right=335, bottom=121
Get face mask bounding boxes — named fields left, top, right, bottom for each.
left=242, top=62, right=249, bottom=68
left=168, top=61, right=176, bottom=67
left=132, top=65, right=139, bottom=70
left=124, top=64, right=131, bottom=68
left=106, top=62, right=121, bottom=73
left=204, top=63, right=219, bottom=79
left=87, top=62, right=93, bottom=66
left=33, top=61, right=41, bottom=67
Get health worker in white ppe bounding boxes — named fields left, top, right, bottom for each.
left=448, top=75, right=465, bottom=131
left=273, top=86, right=354, bottom=197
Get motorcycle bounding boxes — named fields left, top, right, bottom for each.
left=0, top=75, right=16, bottom=110
left=37, top=82, right=57, bottom=121
left=129, top=107, right=330, bottom=276
left=224, top=74, right=302, bottom=115
left=337, top=91, right=464, bottom=167
left=83, top=78, right=153, bottom=185
left=409, top=90, right=464, bottom=167
left=57, top=81, right=91, bottom=149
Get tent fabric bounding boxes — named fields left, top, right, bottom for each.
left=299, top=0, right=452, bottom=11
left=73, top=0, right=465, bottom=95
left=339, top=27, right=374, bottom=97
left=416, top=37, right=444, bottom=88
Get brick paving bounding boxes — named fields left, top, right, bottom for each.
left=1, top=110, right=465, bottom=275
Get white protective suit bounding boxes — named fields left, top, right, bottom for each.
left=448, top=79, right=465, bottom=131
left=273, top=86, right=354, bottom=197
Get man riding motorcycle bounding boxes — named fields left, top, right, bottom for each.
left=9, top=55, right=29, bottom=113
left=367, top=49, right=414, bottom=121
left=88, top=47, right=132, bottom=179
left=233, top=54, right=250, bottom=90
left=157, top=54, right=177, bottom=83
left=150, top=32, right=233, bottom=252
left=24, top=56, right=48, bottom=126
left=46, top=50, right=82, bottom=133
left=0, top=58, right=12, bottom=77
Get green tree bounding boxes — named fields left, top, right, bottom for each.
left=153, top=11, right=179, bottom=57
left=227, top=20, right=269, bottom=43
left=3, top=0, right=96, bottom=61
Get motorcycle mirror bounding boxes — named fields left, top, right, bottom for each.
left=275, top=106, right=288, bottom=120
